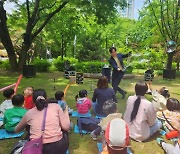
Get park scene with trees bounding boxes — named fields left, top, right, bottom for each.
left=0, top=0, right=180, bottom=154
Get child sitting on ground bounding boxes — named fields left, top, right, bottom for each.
left=3, top=94, right=27, bottom=132
left=75, top=90, right=92, bottom=116
left=23, top=87, right=34, bottom=110
left=0, top=89, right=15, bottom=127
left=157, top=98, right=180, bottom=154
left=90, top=100, right=122, bottom=140
left=147, top=81, right=170, bottom=111
left=55, top=91, right=73, bottom=114
left=157, top=98, right=180, bottom=131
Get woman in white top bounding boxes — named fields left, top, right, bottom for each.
left=123, top=81, right=162, bottom=142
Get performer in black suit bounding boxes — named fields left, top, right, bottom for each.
left=108, top=47, right=131, bottom=99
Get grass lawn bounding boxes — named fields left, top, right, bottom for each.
left=0, top=71, right=180, bottom=154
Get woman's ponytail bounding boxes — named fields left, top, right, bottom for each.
left=130, top=81, right=148, bottom=122
left=130, top=96, right=141, bottom=122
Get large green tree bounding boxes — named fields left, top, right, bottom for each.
left=145, top=0, right=180, bottom=70
left=0, top=0, right=126, bottom=71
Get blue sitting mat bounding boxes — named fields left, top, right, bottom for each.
left=95, top=115, right=106, bottom=119
left=97, top=143, right=133, bottom=154
left=72, top=111, right=91, bottom=117
left=74, top=124, right=91, bottom=134
left=0, top=129, right=24, bottom=140
left=97, top=142, right=103, bottom=152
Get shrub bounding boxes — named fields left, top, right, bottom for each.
left=75, top=61, right=104, bottom=73
left=155, top=70, right=163, bottom=76
left=53, top=57, right=78, bottom=71
left=0, top=60, right=11, bottom=70
left=126, top=66, right=133, bottom=74
left=33, top=58, right=51, bottom=72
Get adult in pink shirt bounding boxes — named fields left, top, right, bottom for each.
left=123, top=81, right=162, bottom=142
left=15, top=89, right=70, bottom=154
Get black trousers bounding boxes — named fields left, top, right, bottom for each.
left=43, top=132, right=69, bottom=154
left=112, top=70, right=125, bottom=95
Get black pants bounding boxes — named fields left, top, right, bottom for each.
left=112, top=71, right=125, bottom=95
left=93, top=126, right=102, bottom=136
left=43, top=133, right=69, bottom=154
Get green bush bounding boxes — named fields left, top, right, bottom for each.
left=133, top=61, right=148, bottom=69
left=75, top=61, right=104, bottom=73
left=0, top=60, right=11, bottom=70
left=155, top=70, right=163, bottom=76
left=33, top=58, right=51, bottom=72
left=53, top=57, right=78, bottom=71
left=126, top=66, right=133, bottom=74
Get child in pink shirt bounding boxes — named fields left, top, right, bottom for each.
left=76, top=90, right=92, bottom=115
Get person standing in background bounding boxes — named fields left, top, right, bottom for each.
left=108, top=47, right=131, bottom=99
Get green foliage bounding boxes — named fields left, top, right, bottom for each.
left=33, top=58, right=51, bottom=72
left=53, top=57, right=78, bottom=71
left=126, top=66, right=133, bottom=74
left=75, top=61, right=104, bottom=73
left=0, top=60, right=11, bottom=70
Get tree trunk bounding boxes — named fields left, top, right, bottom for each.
left=0, top=2, right=17, bottom=71
left=17, top=43, right=31, bottom=71
left=166, top=53, right=174, bottom=69
left=177, top=62, right=179, bottom=71
left=61, top=34, right=64, bottom=60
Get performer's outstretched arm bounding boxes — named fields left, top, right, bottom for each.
left=122, top=51, right=132, bottom=58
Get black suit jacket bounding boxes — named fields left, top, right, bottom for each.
left=108, top=53, right=129, bottom=73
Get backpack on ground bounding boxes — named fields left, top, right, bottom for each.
left=77, top=117, right=100, bottom=134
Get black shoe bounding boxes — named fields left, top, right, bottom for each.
left=122, top=91, right=127, bottom=99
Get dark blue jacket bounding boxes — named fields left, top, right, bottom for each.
left=108, top=53, right=129, bottom=72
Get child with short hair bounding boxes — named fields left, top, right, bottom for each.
left=90, top=100, right=122, bottom=140
left=0, top=88, right=15, bottom=119
left=76, top=90, right=92, bottom=116
left=3, top=94, right=27, bottom=132
left=23, top=87, right=34, bottom=110
left=55, top=91, right=67, bottom=111
left=55, top=91, right=73, bottom=114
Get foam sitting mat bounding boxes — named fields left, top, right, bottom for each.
left=73, top=124, right=91, bottom=134
left=71, top=111, right=91, bottom=118
left=97, top=142, right=133, bottom=154
left=95, top=115, right=106, bottom=119
left=0, top=129, right=24, bottom=140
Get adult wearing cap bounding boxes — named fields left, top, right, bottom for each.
left=101, top=118, right=130, bottom=154
left=108, top=47, right=131, bottom=99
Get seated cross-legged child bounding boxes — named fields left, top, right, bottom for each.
left=90, top=100, right=122, bottom=140
left=3, top=94, right=27, bottom=132
left=76, top=90, right=92, bottom=116
left=0, top=88, right=15, bottom=127
left=55, top=91, right=73, bottom=114
left=23, top=87, right=35, bottom=110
